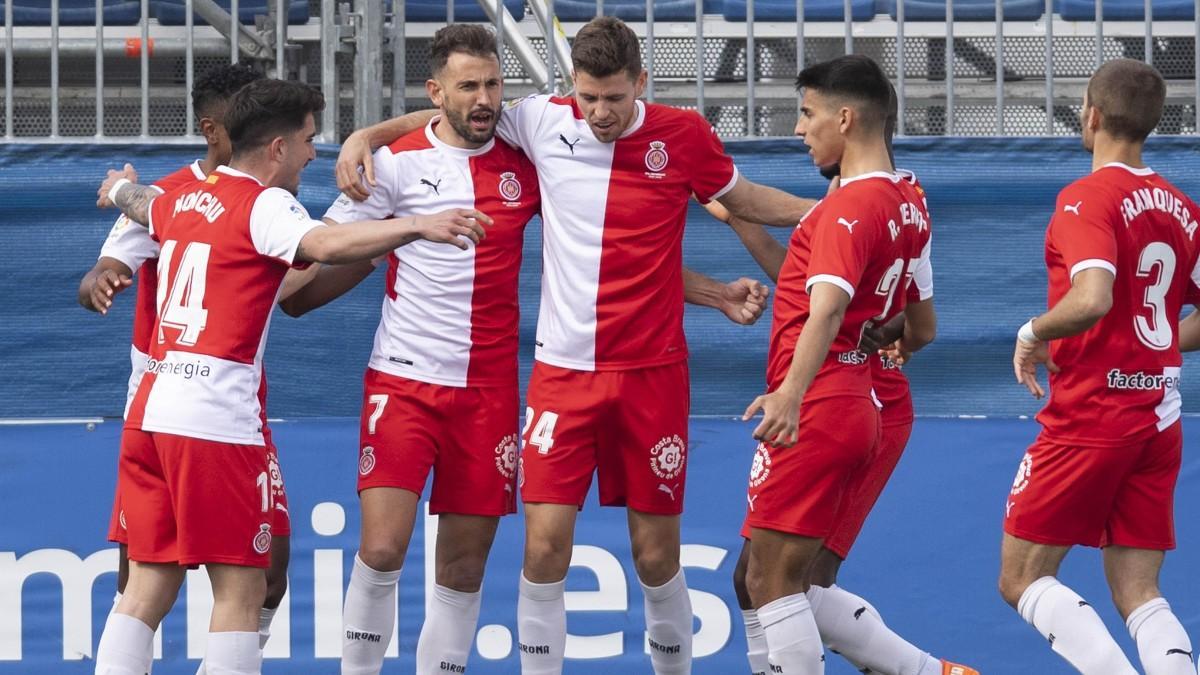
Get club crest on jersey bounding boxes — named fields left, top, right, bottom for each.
left=1010, top=452, right=1033, bottom=495
left=252, top=523, right=272, bottom=555
left=749, top=443, right=772, bottom=488
left=359, top=445, right=376, bottom=476
left=494, top=433, right=519, bottom=479
left=644, top=140, right=669, bottom=177
left=499, top=171, right=522, bottom=205
left=649, top=434, right=686, bottom=479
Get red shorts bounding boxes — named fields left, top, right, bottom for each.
left=744, top=395, right=880, bottom=538
left=520, top=360, right=690, bottom=515
left=109, top=425, right=290, bottom=543
left=823, top=420, right=912, bottom=559
left=357, top=369, right=519, bottom=517
left=119, top=428, right=275, bottom=568
left=1004, top=422, right=1181, bottom=550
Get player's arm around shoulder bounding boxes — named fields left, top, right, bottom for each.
left=336, top=109, right=438, bottom=200
left=702, top=197, right=787, bottom=283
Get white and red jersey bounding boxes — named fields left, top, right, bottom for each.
left=768, top=172, right=931, bottom=402
left=1037, top=163, right=1200, bottom=446
left=99, top=160, right=207, bottom=414
left=125, top=166, right=324, bottom=445
left=496, top=95, right=738, bottom=371
left=324, top=119, right=540, bottom=387
left=870, top=169, right=934, bottom=425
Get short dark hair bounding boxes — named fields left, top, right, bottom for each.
left=430, top=24, right=500, bottom=76
left=1086, top=59, right=1166, bottom=141
left=571, top=16, right=642, bottom=80
left=795, top=55, right=892, bottom=130
left=192, top=63, right=264, bottom=119
left=226, top=79, right=325, bottom=155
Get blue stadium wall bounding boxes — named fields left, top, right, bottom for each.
left=2, top=138, right=1200, bottom=673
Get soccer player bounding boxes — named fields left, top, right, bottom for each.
left=334, top=17, right=813, bottom=673
left=287, top=24, right=765, bottom=675
left=1001, top=59, right=1198, bottom=675
left=76, top=64, right=305, bottom=666
left=706, top=89, right=973, bottom=675
left=92, top=78, right=491, bottom=675
left=276, top=25, right=541, bottom=675
left=738, top=55, right=930, bottom=674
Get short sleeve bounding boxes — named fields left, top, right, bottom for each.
left=250, top=188, right=326, bottom=266
left=496, top=95, right=550, bottom=154
left=324, top=146, right=398, bottom=223
left=805, top=194, right=875, bottom=299
left=99, top=212, right=160, bottom=271
left=1048, top=183, right=1118, bottom=281
left=909, top=237, right=933, bottom=301
left=687, top=113, right=739, bottom=203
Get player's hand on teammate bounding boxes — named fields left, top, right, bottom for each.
left=880, top=341, right=912, bottom=366
left=97, top=163, right=139, bottom=208
left=85, top=269, right=134, bottom=314
left=412, top=209, right=494, bottom=250
left=720, top=278, right=770, bottom=325
left=1013, top=335, right=1058, bottom=399
left=336, top=131, right=375, bottom=202
left=743, top=388, right=801, bottom=447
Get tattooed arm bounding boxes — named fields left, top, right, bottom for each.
left=97, top=163, right=160, bottom=226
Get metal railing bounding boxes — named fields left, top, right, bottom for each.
left=1, top=0, right=1195, bottom=141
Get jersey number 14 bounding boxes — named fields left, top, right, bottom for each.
left=155, top=240, right=211, bottom=346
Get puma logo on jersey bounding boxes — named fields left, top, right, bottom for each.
left=837, top=217, right=858, bottom=233
left=1166, top=648, right=1193, bottom=658
left=657, top=483, right=678, bottom=501
left=559, top=134, right=581, bottom=155
left=853, top=606, right=867, bottom=620
left=1064, top=201, right=1083, bottom=215
left=420, top=178, right=442, bottom=195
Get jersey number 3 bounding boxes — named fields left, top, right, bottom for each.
left=156, top=240, right=211, bottom=346
left=1134, top=242, right=1175, bottom=351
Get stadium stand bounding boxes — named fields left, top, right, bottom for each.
left=889, top=0, right=1045, bottom=20
left=400, top=0, right=526, bottom=22
left=153, top=0, right=310, bottom=25
left=721, top=0, right=877, bottom=21
left=1057, top=0, right=1195, bottom=19
left=0, top=0, right=141, bottom=25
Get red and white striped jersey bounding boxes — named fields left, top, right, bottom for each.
left=769, top=172, right=931, bottom=402
left=497, top=95, right=738, bottom=371
left=870, top=169, right=934, bottom=425
left=99, top=160, right=207, bottom=415
left=324, top=119, right=540, bottom=387
left=125, top=166, right=324, bottom=444
left=1037, top=163, right=1200, bottom=445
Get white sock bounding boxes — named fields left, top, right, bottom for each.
left=742, top=609, right=770, bottom=675
left=342, top=554, right=402, bottom=675
left=204, top=632, right=260, bottom=675
left=641, top=569, right=693, bottom=674
left=415, top=584, right=483, bottom=675
left=258, top=607, right=277, bottom=651
left=517, top=574, right=567, bottom=675
left=111, top=592, right=123, bottom=613
left=1126, top=597, right=1195, bottom=675
left=758, top=593, right=825, bottom=674
left=807, top=584, right=939, bottom=675
left=95, top=612, right=154, bottom=675
left=1018, top=576, right=1137, bottom=674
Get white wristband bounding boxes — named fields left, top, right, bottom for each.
left=107, top=177, right=132, bottom=204
left=1018, top=318, right=1040, bottom=343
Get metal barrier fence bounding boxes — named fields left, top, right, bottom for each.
left=1, top=0, right=1196, bottom=141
